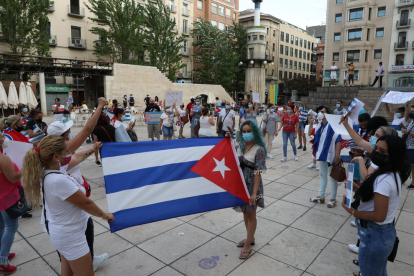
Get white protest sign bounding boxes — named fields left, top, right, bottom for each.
left=346, top=98, right=365, bottom=124
left=324, top=114, right=352, bottom=138
left=371, top=92, right=387, bottom=117
left=252, top=92, right=260, bottom=103
left=382, top=91, right=414, bottom=104
left=3, top=140, right=33, bottom=170
left=345, top=164, right=354, bottom=208
left=165, top=91, right=183, bottom=108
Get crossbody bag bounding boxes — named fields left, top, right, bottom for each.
left=100, top=126, right=113, bottom=142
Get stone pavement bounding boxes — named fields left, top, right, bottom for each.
left=11, top=115, right=414, bottom=276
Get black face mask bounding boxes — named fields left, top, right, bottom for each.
left=36, top=118, right=43, bottom=123
left=370, top=150, right=388, bottom=167
left=409, top=113, right=414, bottom=119
left=15, top=125, right=24, bottom=132
left=150, top=103, right=154, bottom=106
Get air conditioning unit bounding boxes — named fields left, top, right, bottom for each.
left=96, top=40, right=102, bottom=47
left=75, top=38, right=82, bottom=46
left=178, top=73, right=183, bottom=77
left=49, top=38, right=56, bottom=44
left=49, top=2, right=54, bottom=7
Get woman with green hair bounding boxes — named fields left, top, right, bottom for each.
left=230, top=120, right=266, bottom=260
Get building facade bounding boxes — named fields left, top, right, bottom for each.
left=324, top=0, right=394, bottom=87
left=306, top=25, right=326, bottom=44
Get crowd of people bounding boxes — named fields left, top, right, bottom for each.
left=0, top=92, right=411, bottom=275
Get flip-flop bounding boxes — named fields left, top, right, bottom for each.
left=353, top=259, right=359, bottom=266
left=353, top=272, right=361, bottom=276
left=239, top=250, right=252, bottom=259
left=310, top=197, right=325, bottom=204
left=237, top=239, right=255, bottom=248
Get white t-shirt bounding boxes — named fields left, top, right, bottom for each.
left=391, top=114, right=408, bottom=127
left=114, top=120, right=129, bottom=130
left=43, top=169, right=89, bottom=233
left=358, top=173, right=401, bottom=225
left=219, top=109, right=235, bottom=131
left=177, top=108, right=186, bottom=117
left=330, top=66, right=337, bottom=72
left=160, top=112, right=174, bottom=127
left=199, top=116, right=212, bottom=137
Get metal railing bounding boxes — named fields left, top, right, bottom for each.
left=397, top=0, right=414, bottom=7
left=68, top=5, right=85, bottom=17
left=397, top=19, right=411, bottom=28
left=395, top=41, right=408, bottom=50
left=68, top=37, right=87, bottom=49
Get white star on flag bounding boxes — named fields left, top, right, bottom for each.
left=212, top=157, right=231, bottom=179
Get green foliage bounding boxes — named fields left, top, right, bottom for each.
left=0, top=0, right=50, bottom=56
left=282, top=76, right=321, bottom=95
left=192, top=19, right=247, bottom=92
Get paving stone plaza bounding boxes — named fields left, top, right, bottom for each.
left=10, top=115, right=414, bottom=276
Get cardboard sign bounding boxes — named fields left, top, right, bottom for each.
left=324, top=114, right=353, bottom=137
left=345, top=164, right=354, bottom=208
left=252, top=92, right=260, bottom=103
left=346, top=98, right=365, bottom=124
left=165, top=91, right=183, bottom=108
left=382, top=91, right=414, bottom=104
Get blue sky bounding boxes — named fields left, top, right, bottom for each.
left=238, top=0, right=327, bottom=29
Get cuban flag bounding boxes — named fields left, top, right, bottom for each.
left=101, top=138, right=250, bottom=232
left=298, top=110, right=308, bottom=121
left=215, top=106, right=225, bottom=113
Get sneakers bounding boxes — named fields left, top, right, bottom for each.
left=281, top=157, right=287, bottom=162
left=8, top=253, right=15, bottom=261
left=93, top=253, right=109, bottom=272
left=267, top=153, right=274, bottom=159
left=307, top=163, right=316, bottom=169
left=297, top=145, right=303, bottom=149
left=303, top=146, right=306, bottom=151
left=348, top=244, right=359, bottom=254
left=20, top=213, right=32, bottom=218
left=350, top=221, right=357, bottom=228
left=316, top=167, right=320, bottom=171
left=294, top=155, right=298, bottom=161
left=0, top=264, right=17, bottom=275
left=407, top=184, right=414, bottom=190
left=96, top=160, right=102, bottom=167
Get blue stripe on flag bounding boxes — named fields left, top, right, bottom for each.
left=108, top=192, right=246, bottom=232
left=104, top=161, right=199, bottom=194
left=101, top=137, right=222, bottom=158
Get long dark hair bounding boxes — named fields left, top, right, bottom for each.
left=360, top=135, right=406, bottom=202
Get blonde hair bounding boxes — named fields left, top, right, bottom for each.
left=379, top=126, right=398, bottom=137
left=0, top=115, right=21, bottom=131
left=22, top=136, right=66, bottom=208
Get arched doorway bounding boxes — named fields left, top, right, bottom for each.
left=196, top=94, right=208, bottom=105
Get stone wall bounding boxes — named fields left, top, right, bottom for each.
left=104, top=63, right=234, bottom=107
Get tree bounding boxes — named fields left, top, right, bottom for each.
left=85, top=0, right=146, bottom=64
left=282, top=76, right=321, bottom=95
left=229, top=21, right=248, bottom=92
left=145, top=0, right=185, bottom=82
left=0, top=0, right=50, bottom=56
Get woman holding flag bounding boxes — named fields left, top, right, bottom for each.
left=296, top=103, right=307, bottom=151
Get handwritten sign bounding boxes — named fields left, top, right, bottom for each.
left=252, top=92, right=260, bottom=103
left=165, top=91, right=183, bottom=108
left=382, top=91, right=414, bottom=104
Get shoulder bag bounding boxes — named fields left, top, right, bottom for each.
left=218, top=111, right=230, bottom=133
left=100, top=126, right=113, bottom=142
left=181, top=115, right=189, bottom=124
left=330, top=158, right=347, bottom=182
left=388, top=172, right=400, bottom=262
left=5, top=185, right=29, bottom=219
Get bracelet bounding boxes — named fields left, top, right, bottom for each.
left=352, top=208, right=356, bottom=217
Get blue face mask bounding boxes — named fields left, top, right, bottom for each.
left=336, top=104, right=341, bottom=108
left=61, top=116, right=70, bottom=124
left=23, top=108, right=28, bottom=113
left=196, top=102, right=200, bottom=105
left=395, top=113, right=402, bottom=118
left=270, top=109, right=275, bottom=113
left=68, top=132, right=74, bottom=140
left=226, top=105, right=230, bottom=109
left=248, top=104, right=253, bottom=108
left=369, top=136, right=378, bottom=148
left=242, top=133, right=254, bottom=142
left=121, top=115, right=126, bottom=121
left=299, top=107, right=303, bottom=111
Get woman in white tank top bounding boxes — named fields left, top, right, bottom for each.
left=198, top=107, right=215, bottom=137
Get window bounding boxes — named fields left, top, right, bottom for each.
left=248, top=48, right=253, bottom=59
left=286, top=33, right=289, bottom=42
left=335, top=13, right=342, bottom=23
left=183, top=3, right=189, bottom=14
left=377, top=7, right=386, bottom=17
left=212, top=3, right=217, bottom=14
left=295, top=37, right=298, bottom=46
left=307, top=64, right=310, bottom=72
left=289, top=60, right=293, bottom=69
left=285, top=46, right=288, bottom=55
left=304, top=40, right=307, bottom=49
left=398, top=32, right=407, bottom=47
left=290, top=47, right=293, bottom=57
left=299, top=62, right=301, bottom=70
left=197, top=0, right=202, bottom=10
left=219, top=23, right=224, bottom=30
left=183, top=19, right=188, bottom=33
left=367, top=28, right=370, bottom=41
left=233, top=12, right=236, bottom=20
left=289, top=72, right=292, bottom=79
left=336, top=0, right=343, bottom=3
left=273, top=30, right=276, bottom=37
left=183, top=40, right=188, bottom=53
left=396, top=54, right=404, bottom=65
left=349, top=8, right=364, bottom=21
left=284, top=71, right=287, bottom=78
left=273, top=43, right=275, bottom=51
left=280, top=45, right=284, bottom=54
left=267, top=28, right=269, bottom=34
left=334, top=32, right=341, bottom=41
left=376, top=28, right=384, bottom=37
left=225, top=25, right=230, bottom=32
left=71, top=26, right=81, bottom=42
left=271, top=69, right=274, bottom=75
left=266, top=41, right=268, bottom=49
left=295, top=49, right=298, bottom=58
left=347, top=50, right=360, bottom=62
left=333, top=52, right=339, bottom=61
left=400, top=10, right=409, bottom=26
left=47, top=22, right=51, bottom=38
left=374, top=49, right=382, bottom=59
left=281, top=31, right=284, bottom=41
left=219, top=6, right=224, bottom=16
left=279, top=71, right=283, bottom=80
left=211, top=20, right=217, bottom=27
left=279, top=58, right=283, bottom=67
left=300, top=38, right=303, bottom=47
left=365, top=50, right=369, bottom=62
left=294, top=73, right=297, bottom=78
left=368, top=8, right=372, bottom=20
left=299, top=50, right=302, bottom=59
left=259, top=35, right=264, bottom=40
left=307, top=53, right=310, bottom=60
left=303, top=51, right=307, bottom=60
left=348, top=28, right=362, bottom=41
left=290, top=35, right=294, bottom=44
left=284, top=59, right=288, bottom=68
left=308, top=41, right=310, bottom=49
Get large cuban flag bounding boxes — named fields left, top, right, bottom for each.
left=101, top=137, right=250, bottom=232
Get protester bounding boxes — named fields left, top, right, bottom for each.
left=245, top=102, right=259, bottom=126
left=402, top=104, right=414, bottom=189
left=232, top=121, right=266, bottom=260
left=215, top=97, right=222, bottom=107
left=263, top=105, right=278, bottom=159
left=297, top=103, right=307, bottom=151
left=144, top=95, right=150, bottom=106
left=22, top=136, right=114, bottom=276
left=198, top=107, right=215, bottom=137
left=19, top=106, right=31, bottom=122
left=26, top=111, right=47, bottom=139
left=371, top=62, right=385, bottom=87
left=342, top=135, right=405, bottom=276
left=334, top=100, right=347, bottom=115
left=61, top=110, right=71, bottom=124
left=154, top=96, right=159, bottom=105
left=186, top=97, right=196, bottom=124
left=190, top=98, right=202, bottom=138
left=111, top=99, right=118, bottom=111
left=348, top=62, right=355, bottom=86
left=113, top=108, right=135, bottom=132
left=330, top=62, right=338, bottom=86
left=0, top=116, right=30, bottom=143
left=52, top=98, right=66, bottom=122
left=217, top=101, right=235, bottom=137
left=384, top=102, right=409, bottom=127
left=145, top=99, right=161, bottom=141
left=0, top=133, right=22, bottom=275
left=122, top=95, right=127, bottom=109
left=343, top=63, right=349, bottom=86
left=159, top=105, right=176, bottom=140
left=92, top=114, right=116, bottom=166
left=129, top=94, right=134, bottom=107
left=278, top=105, right=299, bottom=162
left=309, top=107, right=342, bottom=207
left=239, top=100, right=248, bottom=126
left=175, top=104, right=187, bottom=139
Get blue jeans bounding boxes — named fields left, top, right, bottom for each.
left=162, top=126, right=173, bottom=137
left=282, top=131, right=297, bottom=157
left=0, top=211, right=18, bottom=265
left=318, top=161, right=338, bottom=200
left=357, top=218, right=396, bottom=276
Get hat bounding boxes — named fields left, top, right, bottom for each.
left=190, top=96, right=195, bottom=99
left=47, top=120, right=74, bottom=136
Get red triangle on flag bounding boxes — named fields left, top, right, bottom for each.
left=190, top=138, right=250, bottom=204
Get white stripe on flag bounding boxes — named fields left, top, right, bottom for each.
left=106, top=177, right=225, bottom=213
left=102, top=145, right=214, bottom=176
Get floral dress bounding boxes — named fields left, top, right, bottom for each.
left=234, top=144, right=266, bottom=213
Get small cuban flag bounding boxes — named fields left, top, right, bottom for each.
left=299, top=110, right=308, bottom=121
left=215, top=106, right=225, bottom=113
left=101, top=137, right=250, bottom=232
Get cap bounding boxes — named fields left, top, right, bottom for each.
left=190, top=96, right=195, bottom=99
left=47, top=120, right=74, bottom=136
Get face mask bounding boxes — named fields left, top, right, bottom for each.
left=60, top=154, right=72, bottom=166
left=36, top=118, right=42, bottom=123
left=369, top=136, right=378, bottom=148
left=226, top=105, right=230, bottom=109
left=317, top=112, right=324, bottom=120
left=61, top=116, right=69, bottom=124
left=23, top=108, right=28, bottom=113
left=68, top=132, right=74, bottom=140
left=336, top=104, right=341, bottom=108
left=242, top=133, right=254, bottom=142
left=1, top=137, right=10, bottom=148
left=287, top=110, right=292, bottom=114
left=270, top=109, right=275, bottom=113
left=15, top=125, right=24, bottom=132
left=248, top=104, right=252, bottom=108
left=370, top=150, right=388, bottom=167
left=396, top=113, right=402, bottom=118
left=299, top=107, right=303, bottom=111
left=196, top=102, right=200, bottom=105
left=410, top=113, right=414, bottom=119
left=121, top=115, right=126, bottom=121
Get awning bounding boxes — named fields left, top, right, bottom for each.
left=45, top=86, right=71, bottom=92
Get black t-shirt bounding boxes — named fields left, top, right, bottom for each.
left=144, top=97, right=150, bottom=104
left=92, top=125, right=116, bottom=142
left=145, top=105, right=161, bottom=112
left=129, top=97, right=135, bottom=104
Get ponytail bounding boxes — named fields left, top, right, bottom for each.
left=22, top=148, right=44, bottom=208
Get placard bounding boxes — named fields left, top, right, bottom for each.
left=3, top=140, right=33, bottom=170
left=346, top=98, right=365, bottom=124
left=324, top=114, right=353, bottom=137
left=345, top=164, right=354, bottom=208
left=252, top=92, right=260, bottom=103
left=382, top=91, right=414, bottom=104
left=371, top=92, right=387, bottom=117
left=66, top=97, right=73, bottom=103
left=165, top=91, right=183, bottom=108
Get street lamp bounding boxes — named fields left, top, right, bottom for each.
left=239, top=61, right=244, bottom=66
left=263, top=61, right=267, bottom=65
left=250, top=60, right=254, bottom=64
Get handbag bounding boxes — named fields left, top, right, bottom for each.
left=180, top=116, right=189, bottom=124
left=5, top=186, right=29, bottom=219
left=127, top=128, right=138, bottom=142
left=330, top=159, right=347, bottom=182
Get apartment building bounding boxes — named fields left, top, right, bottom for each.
left=239, top=10, right=318, bottom=94
left=325, top=0, right=394, bottom=87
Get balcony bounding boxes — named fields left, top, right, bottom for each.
left=170, top=5, right=176, bottom=13
left=67, top=5, right=85, bottom=18
left=397, top=19, right=411, bottom=29
left=45, top=1, right=55, bottom=12
left=68, top=37, right=87, bottom=49
left=397, top=0, right=414, bottom=7
left=182, top=8, right=189, bottom=16
left=49, top=35, right=57, bottom=46
left=395, top=42, right=408, bottom=50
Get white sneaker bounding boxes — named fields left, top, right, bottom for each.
left=267, top=153, right=274, bottom=159
left=316, top=167, right=319, bottom=171
left=350, top=221, right=357, bottom=227
left=294, top=155, right=298, bottom=161
left=281, top=157, right=287, bottom=162
left=307, top=163, right=316, bottom=169
left=93, top=253, right=109, bottom=272
left=348, top=244, right=359, bottom=254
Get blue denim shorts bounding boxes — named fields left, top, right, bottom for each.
left=299, top=121, right=305, bottom=130
left=162, top=126, right=173, bottom=137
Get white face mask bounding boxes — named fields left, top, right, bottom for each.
left=1, top=137, right=10, bottom=148
left=317, top=112, right=325, bottom=120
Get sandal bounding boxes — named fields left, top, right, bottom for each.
left=310, top=197, right=325, bottom=204
left=237, top=239, right=255, bottom=248
left=327, top=200, right=336, bottom=208
left=239, top=250, right=252, bottom=259
left=353, top=272, right=361, bottom=276
left=353, top=259, right=359, bottom=266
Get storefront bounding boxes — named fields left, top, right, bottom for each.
left=45, top=86, right=71, bottom=112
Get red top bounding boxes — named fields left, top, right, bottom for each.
left=281, top=113, right=299, bottom=133
left=0, top=162, right=21, bottom=211
left=186, top=102, right=195, bottom=118
left=3, top=128, right=30, bottom=143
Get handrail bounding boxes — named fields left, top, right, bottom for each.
left=0, top=53, right=113, bottom=64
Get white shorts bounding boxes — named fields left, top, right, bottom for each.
left=49, top=229, right=90, bottom=261
left=330, top=72, right=337, bottom=79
